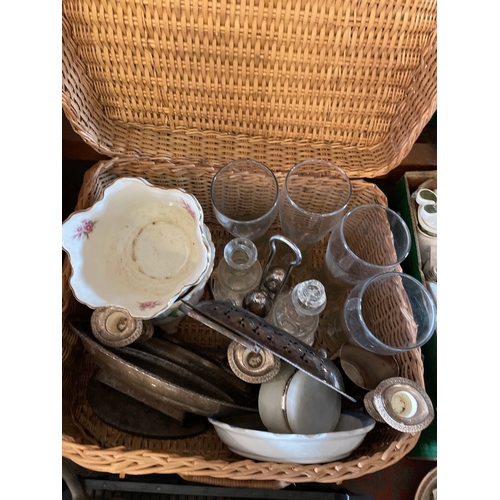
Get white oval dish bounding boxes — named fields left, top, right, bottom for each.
left=62, top=177, right=210, bottom=319
left=209, top=410, right=375, bottom=464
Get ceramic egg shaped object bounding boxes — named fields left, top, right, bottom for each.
left=258, top=360, right=344, bottom=434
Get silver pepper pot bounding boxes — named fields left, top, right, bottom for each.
left=242, top=235, right=302, bottom=317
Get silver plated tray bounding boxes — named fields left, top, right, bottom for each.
left=131, top=336, right=252, bottom=398
left=69, top=317, right=258, bottom=419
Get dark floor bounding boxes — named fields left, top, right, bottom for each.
left=62, top=113, right=437, bottom=500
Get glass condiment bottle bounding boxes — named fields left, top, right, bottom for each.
left=212, top=238, right=262, bottom=306
left=267, top=279, right=327, bottom=346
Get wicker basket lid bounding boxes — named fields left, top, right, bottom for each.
left=62, top=0, right=437, bottom=178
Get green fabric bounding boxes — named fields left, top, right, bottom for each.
left=428, top=111, right=437, bottom=128
left=409, top=419, right=437, bottom=460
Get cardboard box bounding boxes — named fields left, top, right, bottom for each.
left=389, top=171, right=437, bottom=460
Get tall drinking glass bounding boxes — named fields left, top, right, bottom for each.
left=210, top=159, right=279, bottom=250
left=278, top=159, right=352, bottom=254
left=316, top=203, right=411, bottom=309
left=326, top=271, right=436, bottom=356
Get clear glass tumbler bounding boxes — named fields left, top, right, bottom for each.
left=210, top=159, right=279, bottom=248
left=317, top=203, right=411, bottom=308
left=278, top=159, right=352, bottom=253
left=326, top=271, right=437, bottom=356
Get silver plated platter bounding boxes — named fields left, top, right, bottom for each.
left=69, top=317, right=258, bottom=419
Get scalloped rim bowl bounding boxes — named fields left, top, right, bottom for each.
left=209, top=410, right=376, bottom=464
left=62, top=177, right=210, bottom=319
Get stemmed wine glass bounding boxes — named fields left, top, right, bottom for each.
left=278, top=159, right=352, bottom=253
left=210, top=159, right=279, bottom=250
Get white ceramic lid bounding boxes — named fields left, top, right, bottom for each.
left=415, top=187, right=437, bottom=235
left=285, top=369, right=342, bottom=434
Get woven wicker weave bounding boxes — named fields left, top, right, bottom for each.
left=62, top=0, right=437, bottom=177
left=62, top=0, right=436, bottom=484
left=62, top=158, right=425, bottom=483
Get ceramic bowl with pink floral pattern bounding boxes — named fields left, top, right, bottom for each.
left=151, top=223, right=215, bottom=334
left=62, top=177, right=211, bottom=319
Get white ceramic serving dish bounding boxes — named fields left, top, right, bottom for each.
left=209, top=410, right=376, bottom=464
left=62, top=177, right=210, bottom=319
left=151, top=224, right=216, bottom=333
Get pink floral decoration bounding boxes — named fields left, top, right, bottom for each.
left=139, top=300, right=160, bottom=311
left=181, top=198, right=197, bottom=219
left=74, top=219, right=96, bottom=240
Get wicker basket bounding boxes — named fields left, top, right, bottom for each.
left=62, top=158, right=426, bottom=483
left=62, top=0, right=436, bottom=485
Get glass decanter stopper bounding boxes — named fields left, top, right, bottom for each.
left=267, top=279, right=327, bottom=346
left=212, top=238, right=262, bottom=306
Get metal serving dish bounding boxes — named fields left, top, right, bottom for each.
left=69, top=317, right=258, bottom=421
